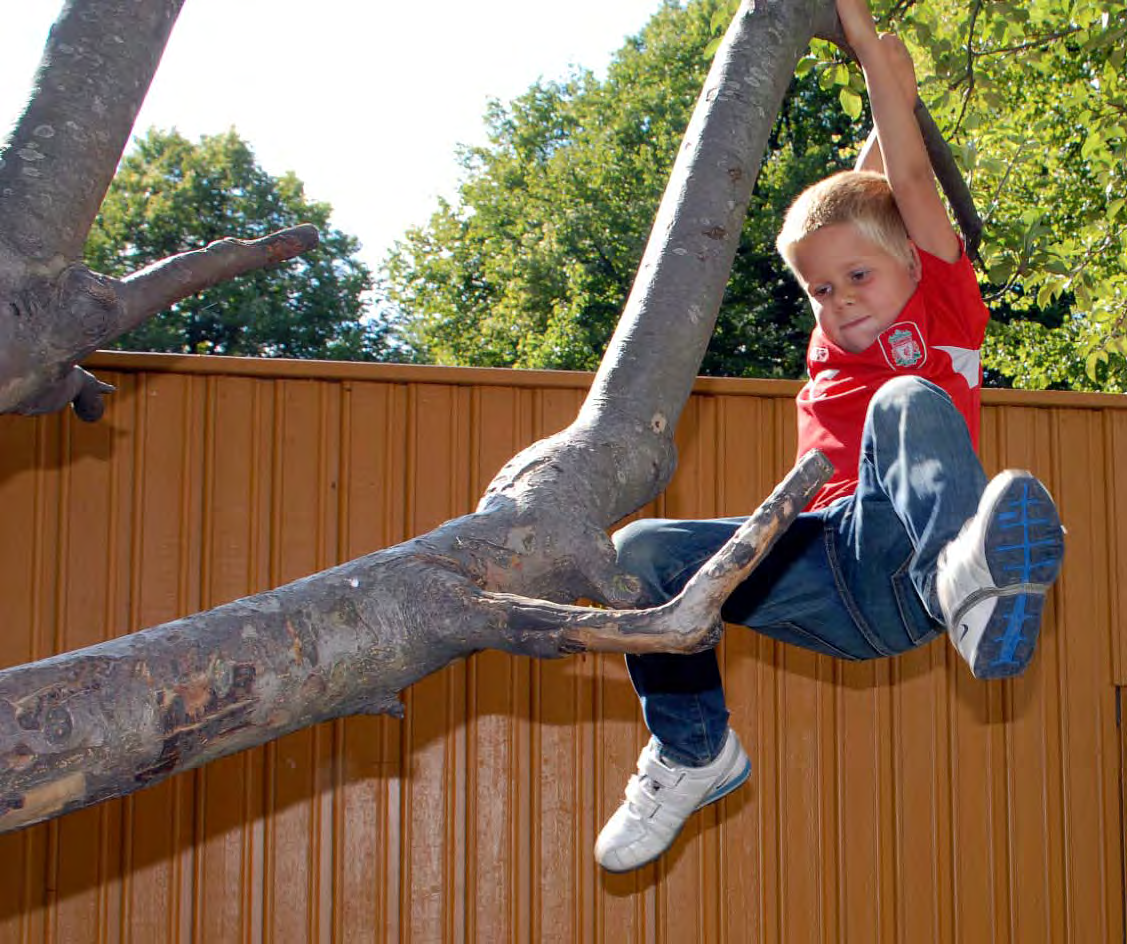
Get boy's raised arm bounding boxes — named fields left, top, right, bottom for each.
left=837, top=0, right=961, bottom=263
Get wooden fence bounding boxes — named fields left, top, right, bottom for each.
left=0, top=352, right=1123, bottom=943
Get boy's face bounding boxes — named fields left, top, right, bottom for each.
left=791, top=223, right=920, bottom=354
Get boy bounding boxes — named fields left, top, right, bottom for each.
left=594, top=0, right=1065, bottom=874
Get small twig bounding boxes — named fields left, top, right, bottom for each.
left=973, top=26, right=1082, bottom=58
left=951, top=0, right=984, bottom=132
left=116, top=224, right=320, bottom=336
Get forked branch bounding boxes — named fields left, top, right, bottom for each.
left=0, top=450, right=831, bottom=833
left=482, top=449, right=834, bottom=654
left=2, top=225, right=319, bottom=420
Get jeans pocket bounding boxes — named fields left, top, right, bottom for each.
left=755, top=620, right=864, bottom=661
left=890, top=555, right=943, bottom=647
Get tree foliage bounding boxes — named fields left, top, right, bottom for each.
left=388, top=0, right=1127, bottom=391
left=383, top=0, right=859, bottom=378
left=86, top=128, right=389, bottom=360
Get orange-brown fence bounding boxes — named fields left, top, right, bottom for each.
left=0, top=352, right=1122, bottom=943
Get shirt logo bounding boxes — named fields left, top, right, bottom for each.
left=879, top=322, right=927, bottom=370
left=810, top=345, right=830, bottom=363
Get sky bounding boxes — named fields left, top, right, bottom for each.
left=0, top=0, right=667, bottom=274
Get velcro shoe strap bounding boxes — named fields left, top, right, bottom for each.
left=623, top=775, right=662, bottom=818
left=637, top=754, right=681, bottom=790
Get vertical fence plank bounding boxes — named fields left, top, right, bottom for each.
left=336, top=380, right=409, bottom=944
left=0, top=411, right=61, bottom=944
left=1047, top=409, right=1121, bottom=944
left=118, top=372, right=205, bottom=944
left=191, top=376, right=274, bottom=944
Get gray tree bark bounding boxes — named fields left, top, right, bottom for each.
left=0, top=0, right=883, bottom=833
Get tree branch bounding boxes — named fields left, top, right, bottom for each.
left=116, top=224, right=321, bottom=332
left=0, top=449, right=831, bottom=833
left=814, top=13, right=983, bottom=261
left=0, top=0, right=185, bottom=263
left=482, top=449, right=833, bottom=654
left=1, top=225, right=319, bottom=420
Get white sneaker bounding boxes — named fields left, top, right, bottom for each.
left=937, top=470, right=1065, bottom=679
left=594, top=729, right=750, bottom=872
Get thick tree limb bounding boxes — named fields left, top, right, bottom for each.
left=584, top=0, right=825, bottom=441
left=481, top=450, right=833, bottom=654
left=0, top=0, right=185, bottom=263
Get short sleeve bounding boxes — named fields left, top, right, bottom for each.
left=916, top=247, right=990, bottom=347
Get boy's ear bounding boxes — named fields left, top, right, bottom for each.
left=907, top=243, right=922, bottom=283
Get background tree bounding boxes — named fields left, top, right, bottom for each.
left=86, top=127, right=389, bottom=360
left=388, top=0, right=1127, bottom=391
left=383, top=0, right=858, bottom=379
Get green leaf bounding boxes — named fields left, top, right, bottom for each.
left=1086, top=350, right=1107, bottom=380
left=840, top=87, right=863, bottom=119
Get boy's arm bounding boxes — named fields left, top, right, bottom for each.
left=854, top=127, right=883, bottom=174
left=854, top=33, right=916, bottom=176
left=837, top=0, right=961, bottom=263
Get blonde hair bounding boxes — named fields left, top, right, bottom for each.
left=776, top=170, right=915, bottom=273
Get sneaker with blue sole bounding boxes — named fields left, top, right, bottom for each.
left=595, top=728, right=750, bottom=873
left=937, top=470, right=1065, bottom=680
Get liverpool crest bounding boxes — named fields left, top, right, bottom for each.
left=879, top=322, right=927, bottom=369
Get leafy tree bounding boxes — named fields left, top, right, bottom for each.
left=392, top=0, right=1127, bottom=391
left=86, top=128, right=387, bottom=360
left=384, top=0, right=858, bottom=378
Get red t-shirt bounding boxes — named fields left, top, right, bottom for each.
left=795, top=248, right=990, bottom=509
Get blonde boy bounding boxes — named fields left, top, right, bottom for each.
left=595, top=0, right=1065, bottom=874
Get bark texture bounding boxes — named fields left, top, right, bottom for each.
left=0, top=450, right=831, bottom=831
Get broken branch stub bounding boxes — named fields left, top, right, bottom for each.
left=1, top=225, right=320, bottom=421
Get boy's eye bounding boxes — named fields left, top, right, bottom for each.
left=850, top=269, right=870, bottom=282
left=811, top=285, right=831, bottom=299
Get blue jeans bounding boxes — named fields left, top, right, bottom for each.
left=617, top=376, right=988, bottom=766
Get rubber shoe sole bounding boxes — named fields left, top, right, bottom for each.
left=950, top=473, right=1064, bottom=679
